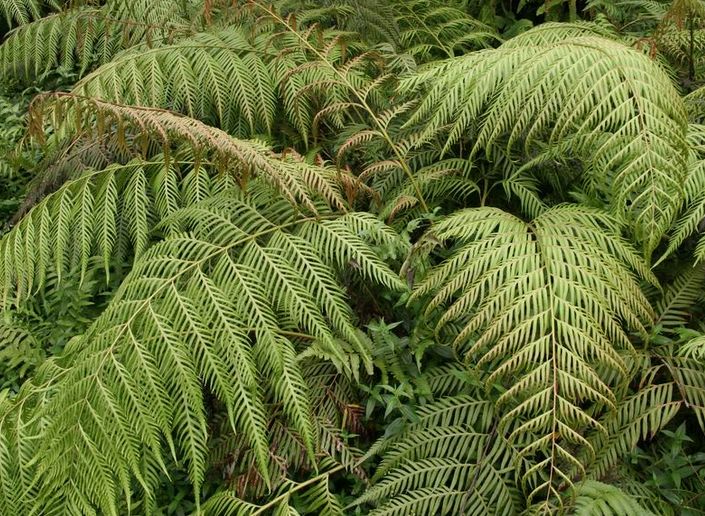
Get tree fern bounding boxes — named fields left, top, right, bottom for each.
left=0, top=194, right=406, bottom=514
left=401, top=25, right=689, bottom=254
left=407, top=205, right=656, bottom=504
left=1, top=3, right=705, bottom=514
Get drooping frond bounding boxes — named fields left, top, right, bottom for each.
left=275, top=0, right=401, bottom=48
left=65, top=21, right=381, bottom=141
left=28, top=94, right=360, bottom=212
left=70, top=28, right=275, bottom=136
left=274, top=0, right=500, bottom=60
left=585, top=381, right=682, bottom=479
left=654, top=263, right=705, bottom=328
left=205, top=361, right=367, bottom=503
left=0, top=122, right=371, bottom=308
left=377, top=158, right=479, bottom=223
left=0, top=3, right=192, bottom=86
left=664, top=124, right=705, bottom=260
left=0, top=196, right=407, bottom=514
left=391, top=0, right=501, bottom=60
left=686, top=85, right=705, bottom=121
left=408, top=205, right=656, bottom=504
left=402, top=25, right=689, bottom=254
left=203, top=462, right=345, bottom=515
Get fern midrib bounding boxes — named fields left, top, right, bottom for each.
left=530, top=219, right=564, bottom=504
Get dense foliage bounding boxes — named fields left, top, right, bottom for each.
left=1, top=0, right=705, bottom=514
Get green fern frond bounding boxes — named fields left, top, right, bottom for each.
left=274, top=0, right=499, bottom=60
left=0, top=196, right=406, bottom=513
left=203, top=463, right=345, bottom=515
left=0, top=121, right=366, bottom=307
left=60, top=20, right=381, bottom=142
left=28, top=94, right=356, bottom=211
left=355, top=393, right=519, bottom=515
left=276, top=0, right=401, bottom=48
left=379, top=158, right=478, bottom=223
left=570, top=480, right=655, bottom=516
left=663, top=125, right=705, bottom=260
left=0, top=2, right=193, bottom=87
left=402, top=26, right=689, bottom=253
left=393, top=0, right=501, bottom=60
left=0, top=0, right=58, bottom=28
left=408, top=205, right=656, bottom=502
left=585, top=382, right=682, bottom=479
left=654, top=264, right=705, bottom=328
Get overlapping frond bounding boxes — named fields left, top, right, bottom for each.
left=408, top=205, right=656, bottom=503
left=203, top=462, right=345, bottom=515
left=2, top=100, right=370, bottom=308
left=570, top=481, right=655, bottom=516
left=402, top=25, right=689, bottom=254
left=664, top=124, right=705, bottom=260
left=654, top=264, right=705, bottom=328
left=585, top=381, right=682, bottom=479
left=392, top=0, right=500, bottom=60
left=28, top=95, right=359, bottom=212
left=275, top=0, right=401, bottom=47
left=0, top=196, right=406, bottom=514
left=65, top=21, right=380, bottom=141
left=274, top=0, right=499, bottom=60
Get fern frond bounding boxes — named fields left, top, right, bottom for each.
left=393, top=0, right=500, bottom=60
left=0, top=196, right=406, bottom=513
left=409, top=205, right=656, bottom=502
left=57, top=20, right=382, bottom=143
left=203, top=463, right=345, bottom=515
left=0, top=4, right=191, bottom=86
left=29, top=94, right=354, bottom=210
left=654, top=263, right=705, bottom=328
left=0, top=127, right=364, bottom=308
left=402, top=26, right=689, bottom=253
left=0, top=0, right=58, bottom=28
left=663, top=124, right=705, bottom=260
left=585, top=381, right=682, bottom=479
left=355, top=393, right=518, bottom=515
left=379, top=158, right=478, bottom=222
left=570, top=480, right=655, bottom=516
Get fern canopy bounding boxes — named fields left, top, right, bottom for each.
left=1, top=0, right=705, bottom=514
